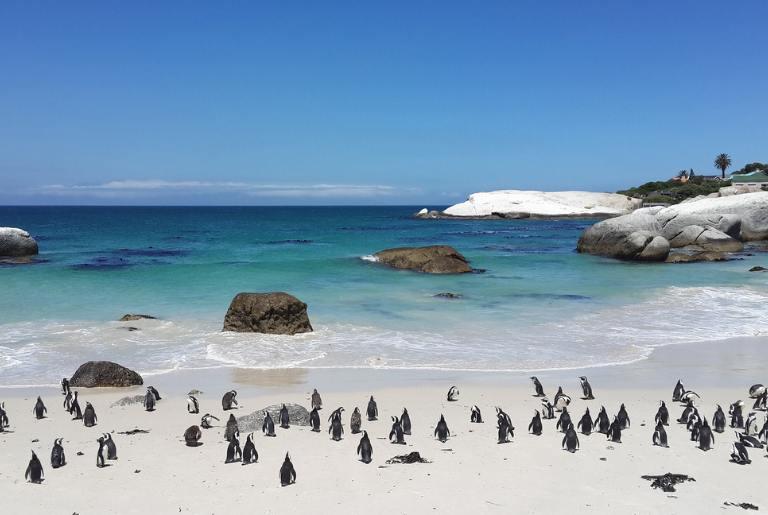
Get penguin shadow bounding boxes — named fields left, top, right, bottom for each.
left=97, top=463, right=113, bottom=468
left=185, top=442, right=203, bottom=448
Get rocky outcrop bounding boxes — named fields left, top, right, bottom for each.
left=576, top=212, right=670, bottom=261
left=70, top=361, right=143, bottom=387
left=236, top=404, right=310, bottom=431
left=119, top=314, right=157, bottom=322
left=0, top=227, right=38, bottom=257
left=223, top=292, right=313, bottom=334
left=658, top=192, right=768, bottom=241
left=665, top=252, right=729, bottom=263
left=373, top=246, right=472, bottom=274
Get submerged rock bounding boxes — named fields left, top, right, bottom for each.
left=119, top=314, right=157, bottom=322
left=373, top=245, right=472, bottom=274
left=434, top=292, right=463, bottom=299
left=0, top=227, right=38, bottom=257
left=70, top=361, right=143, bottom=387
left=749, top=266, right=767, bottom=272
left=665, top=252, right=729, bottom=263
left=223, top=292, right=313, bottom=334
left=236, top=404, right=310, bottom=431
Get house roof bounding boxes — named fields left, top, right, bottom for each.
left=731, top=170, right=768, bottom=183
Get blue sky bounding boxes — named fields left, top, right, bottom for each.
left=1, top=1, right=766, bottom=205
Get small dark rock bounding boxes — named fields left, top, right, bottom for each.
left=386, top=452, right=430, bottom=464
left=641, top=473, right=695, bottom=492
left=749, top=266, right=767, bottom=272
left=119, top=314, right=156, bottom=322
left=434, top=292, right=463, bottom=300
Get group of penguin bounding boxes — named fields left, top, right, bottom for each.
left=16, top=375, right=768, bottom=486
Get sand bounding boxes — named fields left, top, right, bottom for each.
left=0, top=337, right=766, bottom=514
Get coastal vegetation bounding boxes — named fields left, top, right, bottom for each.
left=617, top=177, right=731, bottom=205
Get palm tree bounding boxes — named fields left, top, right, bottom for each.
left=714, top=153, right=732, bottom=179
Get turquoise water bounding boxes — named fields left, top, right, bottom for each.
left=1, top=206, right=767, bottom=385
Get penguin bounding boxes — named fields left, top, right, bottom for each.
left=736, top=431, right=764, bottom=449
left=357, top=430, right=373, bottom=464
left=553, top=387, right=571, bottom=411
left=672, top=379, right=685, bottom=402
left=329, top=408, right=344, bottom=441
left=679, top=390, right=700, bottom=404
left=0, top=402, right=8, bottom=429
left=280, top=453, right=296, bottom=486
left=83, top=402, right=97, bottom=427
left=577, top=408, right=593, bottom=436
left=530, top=376, right=545, bottom=397
left=607, top=416, right=622, bottom=443
left=224, top=413, right=239, bottom=441
left=61, top=377, right=70, bottom=396
left=496, top=408, right=514, bottom=443
left=278, top=404, right=291, bottom=429
left=744, top=412, right=760, bottom=435
left=148, top=386, right=161, bottom=401
left=33, top=397, right=47, bottom=420
left=578, top=376, right=594, bottom=400
left=187, top=395, right=199, bottom=414
left=63, top=389, right=73, bottom=412
left=677, top=400, right=696, bottom=424
left=556, top=407, right=572, bottom=433
left=401, top=408, right=412, bottom=435
left=262, top=411, right=276, bottom=437
left=96, top=436, right=106, bottom=468
left=713, top=405, right=726, bottom=433
left=242, top=433, right=258, bottom=464
left=759, top=419, right=768, bottom=445
left=50, top=438, right=66, bottom=468
left=748, top=384, right=766, bottom=399
left=689, top=418, right=702, bottom=441
left=434, top=414, right=450, bottom=443
left=652, top=421, right=668, bottom=447
left=470, top=405, right=483, bottom=423
left=25, top=451, right=44, bottom=483
left=697, top=418, right=714, bottom=451
left=143, top=387, right=156, bottom=412
left=225, top=431, right=242, bottom=463
left=184, top=425, right=202, bottom=447
left=447, top=386, right=459, bottom=402
left=730, top=442, right=751, bottom=464
left=655, top=401, right=669, bottom=426
left=71, top=391, right=82, bottom=420
left=616, top=403, right=630, bottom=429
left=594, top=406, right=610, bottom=434
left=730, top=402, right=744, bottom=429
left=350, top=407, right=362, bottom=434
left=104, top=433, right=117, bottom=460
left=222, top=390, right=238, bottom=411
left=389, top=416, right=405, bottom=444
left=200, top=413, right=219, bottom=429
left=753, top=391, right=767, bottom=411
left=528, top=410, right=543, bottom=436
left=311, top=389, right=322, bottom=411
left=366, top=396, right=378, bottom=421
left=562, top=425, right=579, bottom=453
left=540, top=399, right=555, bottom=420
left=309, top=407, right=321, bottom=432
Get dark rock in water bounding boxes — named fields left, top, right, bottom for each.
left=119, top=314, right=157, bottom=322
left=236, top=404, right=310, bottom=431
left=0, top=227, right=39, bottom=257
left=665, top=251, right=729, bottom=263
left=749, top=266, right=767, bottom=272
left=72, top=256, right=133, bottom=270
left=223, top=292, right=313, bottom=334
left=386, top=452, right=430, bottom=464
left=434, top=292, right=463, bottom=299
left=115, top=247, right=186, bottom=257
left=70, top=361, right=143, bottom=387
left=373, top=246, right=472, bottom=274
left=641, top=473, right=695, bottom=492
left=111, top=395, right=145, bottom=407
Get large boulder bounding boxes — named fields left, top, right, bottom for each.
left=372, top=245, right=472, bottom=274
left=223, top=292, right=313, bottom=334
left=237, top=404, right=310, bottom=431
left=666, top=225, right=744, bottom=252
left=576, top=212, right=670, bottom=261
left=0, top=227, right=38, bottom=257
left=70, top=361, right=143, bottom=387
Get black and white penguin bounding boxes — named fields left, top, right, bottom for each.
left=578, top=376, right=594, bottom=400
left=224, top=413, right=239, bottom=441
left=148, top=386, right=161, bottom=401
left=25, top=451, right=44, bottom=483
left=279, top=404, right=290, bottom=429
left=311, top=389, right=322, bottom=411
left=697, top=418, right=714, bottom=451
left=678, top=400, right=696, bottom=424
left=652, top=421, right=668, bottom=447
left=470, top=405, right=483, bottom=423
left=401, top=408, right=412, bottom=435
left=577, top=408, right=593, bottom=436
left=221, top=390, right=238, bottom=411
left=689, top=418, right=702, bottom=441
left=736, top=431, right=764, bottom=449
left=83, top=402, right=97, bottom=427
left=200, top=413, right=219, bottom=429
left=63, top=390, right=73, bottom=412
left=530, top=376, right=545, bottom=397
left=104, top=433, right=117, bottom=460
left=367, top=396, right=378, bottom=421
left=713, top=405, right=726, bottom=433
left=225, top=431, right=242, bottom=463
left=540, top=399, right=555, bottom=420
left=51, top=438, right=66, bottom=468
left=33, top=397, right=47, bottom=420
left=280, top=453, right=296, bottom=486
left=262, top=411, right=276, bottom=437
left=434, top=414, right=450, bottom=443
left=357, top=431, right=373, bottom=464
left=96, top=436, right=106, bottom=468
left=329, top=408, right=344, bottom=441
left=655, top=401, right=669, bottom=426
left=562, top=425, right=579, bottom=453
left=672, top=379, right=685, bottom=402
left=187, top=395, right=199, bottom=414
left=0, top=402, right=8, bottom=430
left=143, top=387, right=156, bottom=412
left=553, top=387, right=571, bottom=411
left=528, top=410, right=543, bottom=436
left=616, top=403, right=630, bottom=429
left=61, top=377, right=70, bottom=396
left=496, top=408, right=514, bottom=443
left=447, top=386, right=460, bottom=402
left=753, top=391, right=767, bottom=411
left=389, top=416, right=405, bottom=444
left=744, top=412, right=760, bottom=435
left=749, top=384, right=766, bottom=399
left=184, top=425, right=202, bottom=447
left=679, top=390, right=700, bottom=404
left=70, top=391, right=82, bottom=420
left=309, top=407, right=321, bottom=432
left=730, top=442, right=751, bottom=464
left=242, top=433, right=258, bottom=464
left=730, top=401, right=744, bottom=428
left=350, top=407, right=362, bottom=434
left=607, top=416, right=622, bottom=443
left=594, top=406, right=610, bottom=434
left=759, top=419, right=768, bottom=445
left=556, top=408, right=572, bottom=433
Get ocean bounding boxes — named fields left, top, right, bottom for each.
left=1, top=206, right=766, bottom=386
